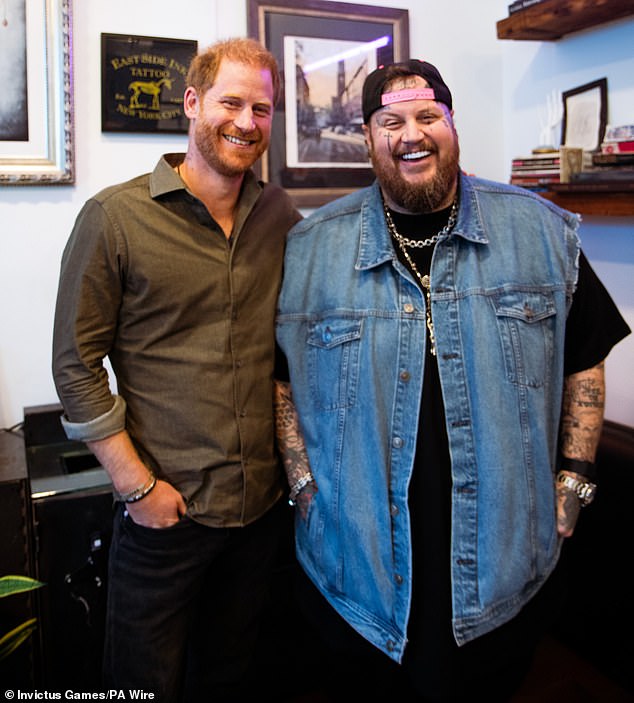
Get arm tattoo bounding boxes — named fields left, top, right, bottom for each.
left=273, top=380, right=312, bottom=485
left=556, top=482, right=581, bottom=537
left=560, top=362, right=605, bottom=462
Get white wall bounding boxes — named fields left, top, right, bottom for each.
left=0, top=0, right=632, bottom=428
left=498, top=14, right=634, bottom=424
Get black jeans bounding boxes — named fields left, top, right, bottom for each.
left=103, top=499, right=285, bottom=702
left=293, top=565, right=555, bottom=702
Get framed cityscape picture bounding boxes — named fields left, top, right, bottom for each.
left=248, top=0, right=409, bottom=206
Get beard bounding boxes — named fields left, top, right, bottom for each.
left=369, top=136, right=460, bottom=213
left=194, top=121, right=267, bottom=178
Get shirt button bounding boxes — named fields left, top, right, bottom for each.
left=392, top=437, right=403, bottom=448
left=386, top=639, right=396, bottom=652
left=400, top=370, right=410, bottom=381
left=390, top=503, right=399, bottom=517
left=403, top=303, right=415, bottom=314
left=394, top=573, right=403, bottom=585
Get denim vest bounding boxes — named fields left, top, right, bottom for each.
left=276, top=173, right=580, bottom=662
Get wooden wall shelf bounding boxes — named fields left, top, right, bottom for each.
left=497, top=0, right=634, bottom=40
left=540, top=184, right=634, bottom=216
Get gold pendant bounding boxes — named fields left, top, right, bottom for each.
left=421, top=276, right=436, bottom=356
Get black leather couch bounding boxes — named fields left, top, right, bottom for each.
left=553, top=419, right=634, bottom=693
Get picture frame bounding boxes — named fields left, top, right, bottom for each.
left=561, top=78, right=608, bottom=153
left=101, top=33, right=198, bottom=134
left=248, top=0, right=409, bottom=207
left=0, top=0, right=74, bottom=185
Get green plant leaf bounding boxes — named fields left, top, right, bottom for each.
left=0, top=618, right=38, bottom=661
left=0, top=575, right=45, bottom=598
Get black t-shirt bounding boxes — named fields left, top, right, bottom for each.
left=388, top=203, right=630, bottom=697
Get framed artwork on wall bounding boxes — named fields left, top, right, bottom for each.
left=561, top=78, right=608, bottom=152
left=248, top=0, right=409, bottom=207
left=101, top=33, right=197, bottom=134
left=0, top=0, right=74, bottom=185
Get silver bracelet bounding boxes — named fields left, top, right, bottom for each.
left=116, top=471, right=157, bottom=503
left=125, top=474, right=157, bottom=503
left=288, top=473, right=314, bottom=505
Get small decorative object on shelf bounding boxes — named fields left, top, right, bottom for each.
left=538, top=89, right=563, bottom=152
left=560, top=146, right=583, bottom=183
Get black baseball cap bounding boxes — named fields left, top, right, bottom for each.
left=362, top=59, right=453, bottom=123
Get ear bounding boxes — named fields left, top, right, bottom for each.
left=183, top=86, right=199, bottom=119
left=362, top=123, right=371, bottom=151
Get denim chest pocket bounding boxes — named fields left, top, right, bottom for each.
left=494, top=291, right=556, bottom=388
left=307, top=318, right=362, bottom=410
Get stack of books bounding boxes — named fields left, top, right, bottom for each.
left=510, top=151, right=560, bottom=191
left=570, top=125, right=634, bottom=184
left=601, top=124, right=634, bottom=155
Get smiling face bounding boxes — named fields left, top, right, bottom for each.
left=363, top=74, right=460, bottom=213
left=185, top=58, right=274, bottom=178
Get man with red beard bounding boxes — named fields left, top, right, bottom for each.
left=52, top=38, right=301, bottom=701
left=274, top=60, right=629, bottom=700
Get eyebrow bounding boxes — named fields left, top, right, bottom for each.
left=216, top=93, right=273, bottom=107
left=376, top=104, right=443, bottom=120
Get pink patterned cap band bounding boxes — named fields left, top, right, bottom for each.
left=362, top=60, right=452, bottom=123
left=381, top=88, right=436, bottom=106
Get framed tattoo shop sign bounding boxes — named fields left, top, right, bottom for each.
left=101, top=33, right=198, bottom=133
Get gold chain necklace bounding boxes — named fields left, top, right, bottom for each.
left=384, top=199, right=458, bottom=356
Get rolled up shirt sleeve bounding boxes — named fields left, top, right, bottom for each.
left=60, top=394, right=127, bottom=442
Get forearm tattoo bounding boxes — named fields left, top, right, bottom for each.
left=273, top=381, right=312, bottom=485
left=556, top=481, right=581, bottom=537
left=559, top=362, right=605, bottom=461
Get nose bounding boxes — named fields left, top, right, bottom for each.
left=402, top=117, right=425, bottom=143
left=234, top=107, right=256, bottom=133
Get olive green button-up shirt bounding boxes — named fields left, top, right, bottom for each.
left=52, top=154, right=302, bottom=527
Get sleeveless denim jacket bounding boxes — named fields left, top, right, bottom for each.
left=276, top=173, right=580, bottom=661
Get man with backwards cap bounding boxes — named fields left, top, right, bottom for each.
left=274, top=59, right=629, bottom=700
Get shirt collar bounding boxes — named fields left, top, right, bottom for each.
left=149, top=153, right=263, bottom=238
left=357, top=173, right=488, bottom=270
left=149, top=153, right=262, bottom=202
left=451, top=172, right=488, bottom=245
left=149, top=153, right=186, bottom=198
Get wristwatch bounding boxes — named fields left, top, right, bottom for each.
left=556, top=472, right=597, bottom=507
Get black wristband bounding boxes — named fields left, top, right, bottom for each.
left=559, top=457, right=597, bottom=481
